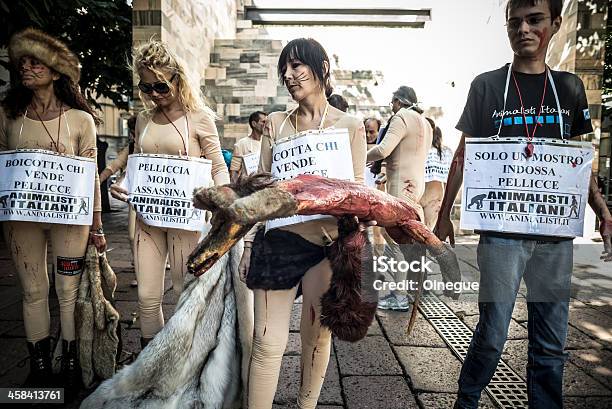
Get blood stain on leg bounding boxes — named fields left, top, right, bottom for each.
left=310, top=305, right=316, bottom=326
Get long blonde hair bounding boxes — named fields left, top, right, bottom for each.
left=132, top=40, right=215, bottom=118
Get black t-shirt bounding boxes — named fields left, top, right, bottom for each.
left=456, top=64, right=593, bottom=240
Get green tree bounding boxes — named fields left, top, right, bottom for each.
left=0, top=0, right=132, bottom=110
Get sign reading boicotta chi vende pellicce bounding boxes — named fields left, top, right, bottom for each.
left=461, top=137, right=593, bottom=237
left=123, top=153, right=212, bottom=231
left=267, top=128, right=354, bottom=230
left=0, top=149, right=96, bottom=225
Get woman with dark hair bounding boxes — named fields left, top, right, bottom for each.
left=0, top=28, right=105, bottom=394
left=421, top=118, right=453, bottom=228
left=241, top=38, right=366, bottom=408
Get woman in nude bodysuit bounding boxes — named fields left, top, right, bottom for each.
left=111, top=40, right=229, bottom=348
left=0, top=28, right=106, bottom=395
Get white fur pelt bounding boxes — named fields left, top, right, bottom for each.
left=81, top=242, right=253, bottom=409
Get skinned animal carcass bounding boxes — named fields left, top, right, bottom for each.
left=189, top=173, right=461, bottom=338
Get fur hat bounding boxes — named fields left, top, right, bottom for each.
left=9, top=28, right=81, bottom=83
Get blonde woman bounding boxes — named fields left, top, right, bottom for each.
left=111, top=41, right=229, bottom=347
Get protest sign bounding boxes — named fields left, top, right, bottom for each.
left=124, top=154, right=212, bottom=231
left=461, top=137, right=593, bottom=237
left=242, top=152, right=260, bottom=175
left=0, top=149, right=96, bottom=225
left=267, top=128, right=354, bottom=230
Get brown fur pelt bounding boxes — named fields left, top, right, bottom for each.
left=321, top=216, right=378, bottom=342
left=8, top=27, right=80, bottom=83
left=76, top=246, right=120, bottom=388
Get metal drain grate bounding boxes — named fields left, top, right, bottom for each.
left=429, top=318, right=473, bottom=358
left=486, top=383, right=528, bottom=408
left=490, top=361, right=524, bottom=384
left=419, top=294, right=457, bottom=319
left=418, top=292, right=528, bottom=408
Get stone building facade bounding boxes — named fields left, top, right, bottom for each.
left=131, top=1, right=385, bottom=149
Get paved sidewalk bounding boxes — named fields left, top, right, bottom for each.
left=0, top=201, right=611, bottom=408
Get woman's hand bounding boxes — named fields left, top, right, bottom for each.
left=89, top=230, right=107, bottom=253
left=239, top=245, right=252, bottom=282
left=99, top=168, right=114, bottom=183
left=110, top=184, right=129, bottom=202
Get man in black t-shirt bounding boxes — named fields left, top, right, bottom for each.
left=434, top=1, right=612, bottom=408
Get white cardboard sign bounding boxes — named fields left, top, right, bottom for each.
left=242, top=152, right=260, bottom=175
left=266, top=128, right=354, bottom=230
left=123, top=153, right=212, bottom=231
left=461, top=137, right=593, bottom=237
left=0, top=149, right=96, bottom=225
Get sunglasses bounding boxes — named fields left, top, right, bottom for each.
left=138, top=73, right=177, bottom=94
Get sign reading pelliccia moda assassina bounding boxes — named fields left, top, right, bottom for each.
left=0, top=149, right=96, bottom=225
left=122, top=153, right=212, bottom=231
left=461, top=137, right=593, bottom=237
left=267, top=128, right=354, bottom=230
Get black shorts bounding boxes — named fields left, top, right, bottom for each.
left=246, top=228, right=327, bottom=290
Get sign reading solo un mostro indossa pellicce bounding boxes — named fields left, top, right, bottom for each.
left=123, top=153, right=212, bottom=231
left=0, top=149, right=96, bottom=225
left=461, top=137, right=593, bottom=237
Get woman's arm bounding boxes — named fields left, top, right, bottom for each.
left=195, top=111, right=230, bottom=186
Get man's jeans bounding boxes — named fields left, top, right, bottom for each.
left=455, top=235, right=572, bottom=409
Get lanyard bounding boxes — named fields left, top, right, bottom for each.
left=497, top=64, right=564, bottom=150
left=19, top=107, right=74, bottom=154
left=140, top=112, right=190, bottom=156
left=277, top=102, right=330, bottom=138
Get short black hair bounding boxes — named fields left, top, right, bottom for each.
left=364, top=117, right=381, bottom=130
left=277, top=38, right=333, bottom=97
left=248, top=111, right=267, bottom=130
left=505, top=0, right=563, bottom=21
left=328, top=94, right=348, bottom=112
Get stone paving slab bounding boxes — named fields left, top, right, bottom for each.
left=417, top=392, right=497, bottom=408
left=564, top=361, right=611, bottom=397
left=377, top=311, right=446, bottom=347
left=342, top=376, right=418, bottom=409
left=395, top=346, right=462, bottom=393
left=568, top=349, right=612, bottom=390
left=461, top=314, right=527, bottom=340
left=568, top=306, right=612, bottom=348
left=289, top=303, right=302, bottom=332
left=273, top=355, right=342, bottom=405
left=439, top=293, right=480, bottom=316
left=334, top=335, right=402, bottom=376
left=563, top=396, right=612, bottom=408
left=501, top=339, right=611, bottom=396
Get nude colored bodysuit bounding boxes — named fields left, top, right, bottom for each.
left=132, top=109, right=230, bottom=338
left=230, top=135, right=261, bottom=177
left=247, top=108, right=366, bottom=409
left=366, top=107, right=432, bottom=219
left=0, top=107, right=102, bottom=343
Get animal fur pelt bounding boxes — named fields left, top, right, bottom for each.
left=9, top=27, right=81, bottom=83
left=80, top=243, right=253, bottom=409
left=76, top=245, right=120, bottom=389
left=322, top=216, right=378, bottom=342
